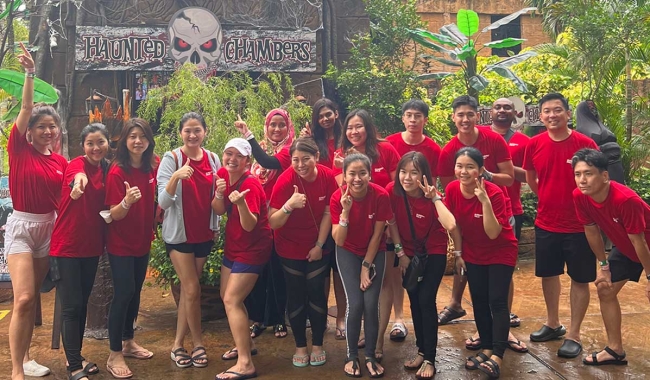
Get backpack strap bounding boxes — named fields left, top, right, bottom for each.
left=171, top=149, right=179, bottom=170
left=504, top=128, right=516, bottom=143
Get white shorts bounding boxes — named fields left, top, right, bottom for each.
left=4, top=210, right=56, bottom=259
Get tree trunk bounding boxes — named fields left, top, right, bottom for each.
left=32, top=0, right=52, bottom=80
left=84, top=252, right=112, bottom=339
left=0, top=0, right=16, bottom=65
left=625, top=46, right=632, bottom=142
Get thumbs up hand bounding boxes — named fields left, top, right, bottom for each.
left=174, top=157, right=194, bottom=180
left=124, top=181, right=142, bottom=205
left=229, top=188, right=250, bottom=205
left=286, top=185, right=307, bottom=210
left=215, top=173, right=226, bottom=196
left=299, top=122, right=312, bottom=137
left=70, top=176, right=88, bottom=200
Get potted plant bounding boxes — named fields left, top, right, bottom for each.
left=140, top=65, right=311, bottom=320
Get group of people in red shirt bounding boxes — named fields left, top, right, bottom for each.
left=5, top=46, right=650, bottom=380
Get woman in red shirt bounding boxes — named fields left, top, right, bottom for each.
left=156, top=112, right=221, bottom=369
left=234, top=109, right=294, bottom=339
left=386, top=152, right=460, bottom=379
left=268, top=138, right=338, bottom=367
left=5, top=43, right=68, bottom=379
left=213, top=138, right=272, bottom=380
left=104, top=118, right=158, bottom=379
left=50, top=124, right=109, bottom=380
left=445, top=147, right=518, bottom=379
left=331, top=153, right=393, bottom=378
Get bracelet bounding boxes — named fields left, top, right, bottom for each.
left=600, top=265, right=610, bottom=271
left=599, top=259, right=608, bottom=267
left=215, top=192, right=224, bottom=200
left=120, top=199, right=131, bottom=210
left=25, top=68, right=35, bottom=74
left=244, top=131, right=254, bottom=140
left=394, top=243, right=403, bottom=252
left=281, top=205, right=292, bottom=214
left=453, top=250, right=462, bottom=257
left=431, top=194, right=442, bottom=203
left=315, top=241, right=324, bottom=249
left=396, top=250, right=405, bottom=258
left=339, top=217, right=349, bottom=228
left=25, top=73, right=35, bottom=78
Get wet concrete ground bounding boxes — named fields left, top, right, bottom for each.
left=0, top=257, right=648, bottom=379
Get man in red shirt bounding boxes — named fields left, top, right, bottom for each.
left=572, top=148, right=650, bottom=366
left=436, top=95, right=514, bottom=326
left=523, top=93, right=599, bottom=358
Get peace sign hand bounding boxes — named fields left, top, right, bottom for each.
left=340, top=186, right=352, bottom=212
left=286, top=185, right=307, bottom=209
left=417, top=176, right=439, bottom=200
left=474, top=177, right=490, bottom=204
left=17, top=42, right=34, bottom=71
left=234, top=114, right=250, bottom=136
left=229, top=188, right=250, bottom=206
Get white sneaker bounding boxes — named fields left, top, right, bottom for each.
left=23, top=360, right=50, bottom=377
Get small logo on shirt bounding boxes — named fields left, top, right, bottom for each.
left=613, top=218, right=619, bottom=223
left=416, top=213, right=425, bottom=219
left=368, top=213, right=375, bottom=219
left=205, top=171, right=213, bottom=177
left=374, top=167, right=385, bottom=173
left=474, top=213, right=483, bottom=218
left=483, top=154, right=490, bottom=159
left=56, top=170, right=63, bottom=175
left=149, top=178, right=155, bottom=184
left=509, top=143, right=519, bottom=147
left=319, top=196, right=326, bottom=201
left=566, top=159, right=572, bottom=164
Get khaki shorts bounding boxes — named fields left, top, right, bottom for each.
left=4, top=210, right=56, bottom=259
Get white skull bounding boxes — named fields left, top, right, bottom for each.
left=168, top=7, right=223, bottom=68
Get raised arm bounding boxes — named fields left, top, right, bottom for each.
left=16, top=42, right=35, bottom=136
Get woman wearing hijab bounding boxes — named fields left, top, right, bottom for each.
left=231, top=109, right=294, bottom=346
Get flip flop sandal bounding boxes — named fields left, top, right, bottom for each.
left=404, top=352, right=424, bottom=370
left=221, top=347, right=259, bottom=361
left=438, top=306, right=467, bottom=325
left=465, top=352, right=489, bottom=370
left=122, top=349, right=154, bottom=360
left=389, top=322, right=408, bottom=342
left=583, top=346, right=628, bottom=366
left=310, top=350, right=327, bottom=366
left=510, top=313, right=521, bottom=328
left=191, top=346, right=208, bottom=368
left=250, top=323, right=266, bottom=338
left=82, top=362, right=99, bottom=375
left=274, top=324, right=288, bottom=338
left=344, top=357, right=362, bottom=378
left=478, top=358, right=501, bottom=379
left=365, top=357, right=385, bottom=378
left=293, top=354, right=310, bottom=368
left=170, top=348, right=192, bottom=368
left=335, top=327, right=347, bottom=340
left=415, top=360, right=436, bottom=380
left=215, top=370, right=258, bottom=380
left=106, top=364, right=133, bottom=379
left=507, top=339, right=529, bottom=353
left=465, top=337, right=482, bottom=350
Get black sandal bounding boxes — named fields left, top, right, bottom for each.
left=438, top=306, right=467, bottom=325
left=250, top=323, right=266, bottom=338
left=478, top=358, right=501, bottom=379
left=82, top=362, right=99, bottom=376
left=465, top=352, right=489, bottom=370
left=344, top=357, right=362, bottom=378
left=191, top=346, right=208, bottom=368
left=365, top=357, right=385, bottom=378
left=274, top=323, right=288, bottom=338
left=68, top=371, right=89, bottom=380
left=583, top=346, right=628, bottom=366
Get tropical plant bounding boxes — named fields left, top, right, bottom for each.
left=408, top=8, right=539, bottom=101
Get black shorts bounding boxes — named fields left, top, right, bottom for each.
left=609, top=247, right=644, bottom=283
left=165, top=240, right=214, bottom=258
left=534, top=226, right=596, bottom=283
left=513, top=214, right=524, bottom=242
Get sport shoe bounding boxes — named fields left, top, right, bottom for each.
left=23, top=360, right=50, bottom=377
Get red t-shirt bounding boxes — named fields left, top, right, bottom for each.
left=444, top=180, right=518, bottom=266
left=523, top=131, right=598, bottom=233
left=270, top=165, right=338, bottom=260
left=180, top=150, right=214, bottom=243
left=8, top=124, right=68, bottom=214
left=573, top=182, right=650, bottom=263
left=261, top=146, right=292, bottom=200
left=105, top=164, right=156, bottom=257
left=332, top=142, right=400, bottom=189
left=330, top=182, right=393, bottom=256
left=50, top=156, right=106, bottom=258
left=502, top=131, right=530, bottom=216
left=219, top=168, right=272, bottom=265
left=386, top=182, right=447, bottom=256
left=438, top=127, right=513, bottom=217
left=385, top=133, right=442, bottom=177
left=318, top=138, right=337, bottom=168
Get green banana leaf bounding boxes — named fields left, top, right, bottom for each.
left=1, top=101, right=21, bottom=121
left=457, top=9, right=479, bottom=37
left=417, top=72, right=453, bottom=80
left=488, top=66, right=529, bottom=92
left=469, top=75, right=489, bottom=92
left=0, top=69, right=58, bottom=104
left=0, top=0, right=23, bottom=21
left=483, top=38, right=526, bottom=49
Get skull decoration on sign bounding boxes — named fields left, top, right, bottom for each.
left=168, top=7, right=223, bottom=68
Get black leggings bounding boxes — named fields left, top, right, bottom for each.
left=245, top=247, right=286, bottom=326
left=280, top=256, right=330, bottom=347
left=55, top=256, right=99, bottom=372
left=107, top=253, right=149, bottom=352
left=406, top=254, right=446, bottom=362
left=465, top=262, right=514, bottom=359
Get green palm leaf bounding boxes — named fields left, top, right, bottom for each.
left=0, top=69, right=59, bottom=104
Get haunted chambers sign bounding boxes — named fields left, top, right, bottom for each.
left=75, top=7, right=317, bottom=72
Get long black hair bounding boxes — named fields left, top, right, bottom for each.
left=341, top=109, right=381, bottom=163
left=311, top=98, right=342, bottom=162
left=114, top=118, right=157, bottom=173
left=393, top=152, right=433, bottom=197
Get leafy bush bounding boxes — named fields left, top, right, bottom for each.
left=520, top=190, right=538, bottom=227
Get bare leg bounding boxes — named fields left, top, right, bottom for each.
left=565, top=280, right=590, bottom=342
left=172, top=256, right=207, bottom=351
left=541, top=276, right=562, bottom=328
left=170, top=251, right=205, bottom=352
left=334, top=272, right=346, bottom=331
left=584, top=281, right=627, bottom=363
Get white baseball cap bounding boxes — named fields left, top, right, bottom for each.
left=224, top=138, right=252, bottom=156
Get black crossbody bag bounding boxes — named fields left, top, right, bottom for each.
left=401, top=193, right=432, bottom=292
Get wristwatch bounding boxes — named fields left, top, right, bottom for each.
left=599, top=259, right=608, bottom=267
left=315, top=241, right=325, bottom=249
left=431, top=194, right=442, bottom=203
left=362, top=260, right=373, bottom=269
